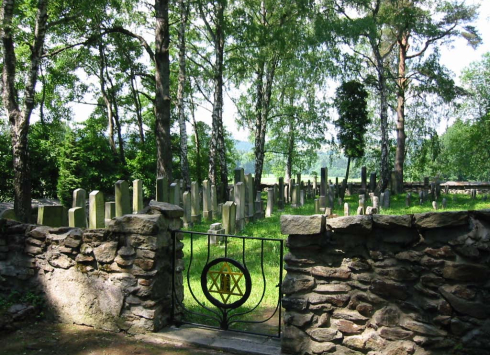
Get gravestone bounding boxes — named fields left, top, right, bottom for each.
left=300, top=190, right=305, bottom=206
left=222, top=201, right=236, bottom=235
left=419, top=191, right=424, bottom=205
left=182, top=191, right=192, bottom=228
left=245, top=174, right=255, bottom=222
left=383, top=189, right=391, bottom=209
left=327, top=186, right=334, bottom=209
left=37, top=205, right=67, bottom=227
left=208, top=223, right=225, bottom=245
left=379, top=193, right=384, bottom=209
left=365, top=206, right=373, bottom=215
left=372, top=196, right=379, bottom=210
left=430, top=182, right=435, bottom=202
left=369, top=173, right=376, bottom=192
left=89, top=190, right=105, bottom=229
left=169, top=182, right=180, bottom=207
left=284, top=184, right=289, bottom=205
left=133, top=179, right=144, bottom=213
left=104, top=202, right=115, bottom=225
left=266, top=188, right=274, bottom=217
left=361, top=166, right=367, bottom=191
left=73, top=188, right=87, bottom=227
left=191, top=181, right=201, bottom=223
left=347, top=183, right=353, bottom=196
left=344, top=203, right=349, bottom=216
left=291, top=184, right=299, bottom=208
left=278, top=177, right=285, bottom=210
left=324, top=207, right=332, bottom=217
left=289, top=179, right=295, bottom=205
left=211, top=185, right=219, bottom=219
left=69, top=207, right=85, bottom=228
left=432, top=201, right=438, bottom=210
left=390, top=171, right=397, bottom=195
left=359, top=195, right=365, bottom=214
left=406, top=192, right=411, bottom=207
left=313, top=176, right=318, bottom=196
left=320, top=167, right=328, bottom=206
left=234, top=167, right=245, bottom=185
left=156, top=177, right=168, bottom=202
left=115, top=180, right=131, bottom=217
left=235, top=182, right=245, bottom=230
left=314, top=199, right=320, bottom=214
left=356, top=206, right=364, bottom=215
left=202, top=180, right=212, bottom=221
left=442, top=197, right=447, bottom=209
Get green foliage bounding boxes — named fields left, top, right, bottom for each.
left=334, top=80, right=370, bottom=160
left=0, top=290, right=45, bottom=318
left=0, top=123, right=13, bottom=201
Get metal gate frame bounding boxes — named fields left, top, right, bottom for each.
left=171, top=230, right=283, bottom=338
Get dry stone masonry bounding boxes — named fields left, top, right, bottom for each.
left=0, top=202, right=184, bottom=334
left=281, top=210, right=490, bottom=355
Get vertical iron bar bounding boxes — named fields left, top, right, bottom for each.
left=242, top=237, right=246, bottom=268
left=278, top=239, right=284, bottom=338
left=224, top=235, right=228, bottom=258
left=171, top=230, right=176, bottom=324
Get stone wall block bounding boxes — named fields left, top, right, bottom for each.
left=93, top=241, right=119, bottom=263
left=282, top=274, right=315, bottom=295
left=373, top=214, right=412, bottom=228
left=107, top=214, right=166, bottom=236
left=327, top=215, right=372, bottom=234
left=280, top=214, right=325, bottom=235
left=414, top=211, right=469, bottom=229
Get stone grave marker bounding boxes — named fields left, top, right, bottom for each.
left=369, top=173, right=376, bottom=192
left=69, top=207, right=85, bottom=228
left=73, top=188, right=87, bottom=227
left=38, top=205, right=67, bottom=227
left=104, top=202, right=115, bottom=225
left=191, top=181, right=201, bottom=223
left=406, top=192, right=411, bottom=207
left=235, top=182, right=245, bottom=230
left=156, top=177, right=168, bottom=202
left=278, top=177, right=285, bottom=210
left=383, top=189, right=390, bottom=209
left=115, top=180, right=131, bottom=217
left=89, top=191, right=105, bottom=229
left=208, top=223, right=225, bottom=245
left=202, top=180, right=212, bottom=221
left=133, top=179, right=143, bottom=213
left=344, top=202, right=349, bottom=216
left=211, top=185, right=219, bottom=219
left=182, top=191, right=192, bottom=228
left=222, top=201, right=236, bottom=235
left=356, top=206, right=364, bottom=215
left=266, top=188, right=274, bottom=217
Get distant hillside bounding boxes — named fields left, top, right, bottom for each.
left=235, top=140, right=253, bottom=152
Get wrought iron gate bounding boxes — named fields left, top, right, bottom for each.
left=171, top=230, right=283, bottom=338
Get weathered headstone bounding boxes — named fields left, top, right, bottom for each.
left=284, top=184, right=289, bottom=205
left=69, top=207, right=85, bottom=228
left=133, top=179, right=144, bottom=213
left=211, top=185, right=219, bottom=219
left=430, top=182, right=435, bottom=202
left=72, top=188, right=87, bottom=227
left=356, top=206, right=364, bottom=215
left=327, top=186, right=334, bottom=209
left=115, top=180, right=131, bottom=217
left=289, top=179, right=295, bottom=205
left=235, top=182, right=245, bottom=230
left=314, top=199, right=320, bottom=214
left=320, top=167, right=328, bottom=205
left=442, top=197, right=447, bottom=209
left=369, top=173, right=376, bottom=192
left=324, top=207, right=332, bottom=217
left=359, top=195, right=365, bottom=214
left=405, top=192, right=411, bottom=207
left=365, top=206, right=374, bottom=215
left=245, top=174, right=255, bottom=222
left=208, top=223, right=225, bottom=245
left=432, top=201, right=438, bottom=210
left=313, top=176, right=318, bottom=196
left=169, top=182, right=180, bottom=207
left=300, top=190, right=305, bottom=206
left=344, top=203, right=349, bottom=216
left=202, top=180, right=212, bottom=221
left=37, top=205, right=67, bottom=227
left=278, top=177, right=285, bottom=210
left=89, top=190, right=105, bottom=229
left=222, top=201, right=237, bottom=235
left=156, top=177, right=168, bottom=202
left=383, top=189, right=391, bottom=209
left=255, top=192, right=264, bottom=219
left=234, top=167, right=245, bottom=185
left=361, top=166, right=367, bottom=191
left=266, top=188, right=274, bottom=217
left=347, top=183, right=353, bottom=196
left=372, top=196, right=379, bottom=210
left=419, top=191, right=424, bottom=205
left=182, top=191, right=192, bottom=228
left=104, top=202, right=115, bottom=224
left=191, top=181, right=201, bottom=223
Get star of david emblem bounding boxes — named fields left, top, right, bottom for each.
left=201, top=257, right=252, bottom=310
left=207, top=261, right=245, bottom=304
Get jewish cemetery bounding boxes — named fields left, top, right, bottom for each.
left=1, top=0, right=490, bottom=354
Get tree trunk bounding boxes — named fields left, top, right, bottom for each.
left=379, top=69, right=390, bottom=192
left=129, top=67, right=145, bottom=144
left=99, top=43, right=118, bottom=156
left=155, top=0, right=172, bottom=180
left=286, top=118, right=294, bottom=183
left=395, top=33, right=409, bottom=194
left=191, top=106, right=202, bottom=185
left=344, top=156, right=351, bottom=183
left=1, top=0, right=48, bottom=222
left=177, top=0, right=191, bottom=190
left=207, top=0, right=226, bottom=200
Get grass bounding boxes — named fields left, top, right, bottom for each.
left=178, top=190, right=490, bottom=333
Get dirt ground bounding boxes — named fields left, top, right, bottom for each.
left=0, top=322, right=236, bottom=355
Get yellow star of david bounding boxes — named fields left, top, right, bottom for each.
left=207, top=261, right=245, bottom=304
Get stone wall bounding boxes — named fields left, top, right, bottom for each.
left=280, top=210, right=490, bottom=355
left=0, top=202, right=183, bottom=334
